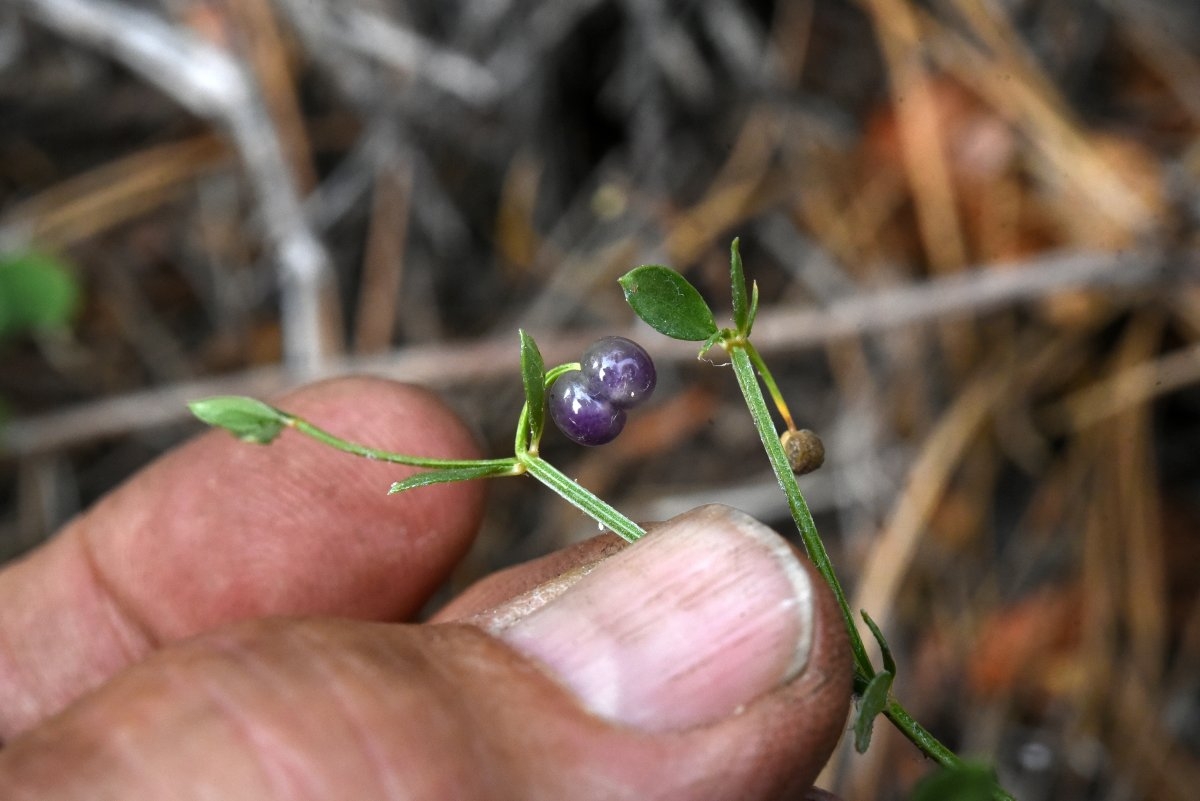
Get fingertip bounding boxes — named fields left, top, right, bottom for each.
left=0, top=376, right=488, bottom=737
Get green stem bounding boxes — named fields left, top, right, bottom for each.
left=884, top=701, right=961, bottom=769
left=884, top=702, right=1015, bottom=801
left=728, top=344, right=873, bottom=678
left=519, top=454, right=647, bottom=543
left=743, top=340, right=796, bottom=431
left=731, top=343, right=1016, bottom=801
left=286, top=416, right=514, bottom=470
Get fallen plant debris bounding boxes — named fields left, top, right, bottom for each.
left=2, top=1, right=1199, bottom=798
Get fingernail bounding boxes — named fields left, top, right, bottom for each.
left=485, top=504, right=815, bottom=731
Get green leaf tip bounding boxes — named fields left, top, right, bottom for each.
left=518, top=330, right=547, bottom=447
left=188, top=396, right=288, bottom=444
left=730, top=238, right=750, bottom=333
left=861, top=610, right=896, bottom=676
left=854, top=670, right=894, bottom=753
left=619, top=265, right=717, bottom=341
left=388, top=462, right=519, bottom=494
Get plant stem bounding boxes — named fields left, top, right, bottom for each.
left=884, top=702, right=1015, bottom=801
left=286, top=416, right=515, bottom=470
left=728, top=345, right=873, bottom=677
left=519, top=454, right=647, bottom=543
left=731, top=344, right=1017, bottom=801
left=743, top=340, right=796, bottom=431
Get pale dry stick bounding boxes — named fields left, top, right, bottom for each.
left=1054, top=340, right=1200, bottom=432
left=354, top=163, right=411, bottom=353
left=664, top=105, right=787, bottom=266
left=221, top=0, right=319, bottom=192
left=1077, top=422, right=1179, bottom=801
left=15, top=0, right=339, bottom=374
left=0, top=248, right=1173, bottom=457
left=1108, top=315, right=1168, bottom=685
left=823, top=365, right=1011, bottom=801
left=850, top=370, right=1008, bottom=652
left=1107, top=0, right=1200, bottom=123
left=855, top=0, right=969, bottom=276
left=1110, top=667, right=1200, bottom=801
left=494, top=153, right=544, bottom=271
left=0, top=135, right=231, bottom=250
left=926, top=1, right=1156, bottom=231
left=272, top=0, right=499, bottom=108
left=749, top=247, right=1172, bottom=346
left=769, top=0, right=814, bottom=88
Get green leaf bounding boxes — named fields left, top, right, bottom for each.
left=746, top=279, right=759, bottom=334
left=389, top=462, right=518, bottom=494
left=862, top=610, right=896, bottom=676
left=730, top=238, right=750, bottom=333
left=909, top=762, right=1000, bottom=801
left=519, top=330, right=546, bottom=445
left=189, top=396, right=289, bottom=444
left=619, top=265, right=717, bottom=341
left=0, top=251, right=81, bottom=339
left=854, top=670, right=893, bottom=753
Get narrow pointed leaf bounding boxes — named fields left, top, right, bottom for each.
left=619, top=265, right=717, bottom=341
left=854, top=670, right=893, bottom=753
left=389, top=462, right=518, bottom=494
left=862, top=610, right=896, bottom=676
left=519, top=330, right=546, bottom=444
left=730, top=238, right=750, bottom=333
left=746, top=280, right=759, bottom=334
left=189, top=396, right=288, bottom=444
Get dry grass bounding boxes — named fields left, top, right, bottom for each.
left=2, top=1, right=1199, bottom=798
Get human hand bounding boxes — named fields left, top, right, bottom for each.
left=0, top=377, right=850, bottom=800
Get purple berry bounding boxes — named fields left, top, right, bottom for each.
left=581, top=336, right=656, bottom=409
left=548, top=370, right=626, bottom=446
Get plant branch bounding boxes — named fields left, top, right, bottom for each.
left=727, top=344, right=873, bottom=678
left=287, top=415, right=514, bottom=470
left=519, top=454, right=647, bottom=543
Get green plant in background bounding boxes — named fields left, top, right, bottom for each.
left=0, top=251, right=81, bottom=340
left=191, top=240, right=1011, bottom=800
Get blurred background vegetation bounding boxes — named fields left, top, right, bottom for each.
left=2, top=0, right=1198, bottom=798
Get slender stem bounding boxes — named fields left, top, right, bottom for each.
left=519, top=454, right=647, bottom=543
left=286, top=416, right=514, bottom=470
left=743, top=340, right=796, bottom=431
left=732, top=343, right=1016, bottom=800
left=884, top=702, right=1015, bottom=801
left=728, top=345, right=873, bottom=677
left=884, top=700, right=961, bottom=768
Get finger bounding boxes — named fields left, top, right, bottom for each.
left=431, top=532, right=629, bottom=621
left=0, top=377, right=486, bottom=738
left=0, top=505, right=851, bottom=801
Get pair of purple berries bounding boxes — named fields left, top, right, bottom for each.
left=548, top=336, right=656, bottom=446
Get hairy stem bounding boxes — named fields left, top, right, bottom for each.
left=519, top=454, right=646, bottom=543
left=731, top=343, right=1015, bottom=800
left=728, top=345, right=872, bottom=676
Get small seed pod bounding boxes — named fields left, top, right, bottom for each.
left=781, top=428, right=825, bottom=475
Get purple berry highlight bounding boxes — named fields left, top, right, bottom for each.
left=548, top=370, right=627, bottom=446
left=581, top=336, right=656, bottom=409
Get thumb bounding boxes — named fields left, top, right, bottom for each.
left=0, top=506, right=850, bottom=801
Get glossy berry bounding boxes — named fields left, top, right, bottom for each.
left=581, top=336, right=656, bottom=408
left=548, top=370, right=627, bottom=446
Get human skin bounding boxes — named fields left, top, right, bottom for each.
left=0, top=377, right=850, bottom=800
